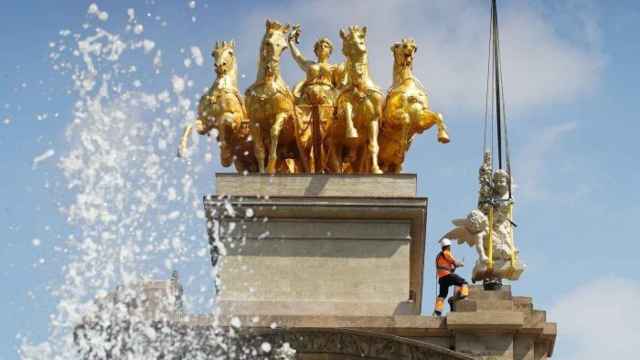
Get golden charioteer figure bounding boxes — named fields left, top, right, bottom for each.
left=178, top=19, right=450, bottom=174
left=288, top=26, right=340, bottom=173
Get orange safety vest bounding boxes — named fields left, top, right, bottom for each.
left=436, top=250, right=457, bottom=278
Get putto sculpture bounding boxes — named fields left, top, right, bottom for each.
left=178, top=19, right=450, bottom=174
left=441, top=152, right=525, bottom=287
left=442, top=209, right=490, bottom=264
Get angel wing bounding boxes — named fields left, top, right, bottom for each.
left=442, top=226, right=482, bottom=247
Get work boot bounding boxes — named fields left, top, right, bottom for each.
left=460, top=284, right=469, bottom=299
left=433, top=297, right=445, bottom=317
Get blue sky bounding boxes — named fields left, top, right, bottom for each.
left=1, top=1, right=639, bottom=359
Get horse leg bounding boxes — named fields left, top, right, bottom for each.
left=218, top=113, right=235, bottom=167
left=368, top=117, right=383, bottom=174
left=267, top=112, right=287, bottom=174
left=297, top=140, right=311, bottom=173
left=344, top=102, right=358, bottom=139
left=389, top=113, right=410, bottom=174
left=355, top=144, right=369, bottom=174
left=233, top=157, right=245, bottom=174
left=326, top=138, right=342, bottom=174
left=251, top=121, right=266, bottom=173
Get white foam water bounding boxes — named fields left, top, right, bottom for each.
left=17, top=5, right=254, bottom=359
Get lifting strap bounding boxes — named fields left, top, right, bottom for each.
left=487, top=207, right=494, bottom=270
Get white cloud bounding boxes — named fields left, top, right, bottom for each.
left=550, top=277, right=640, bottom=360
left=232, top=0, right=603, bottom=114
left=515, top=121, right=577, bottom=200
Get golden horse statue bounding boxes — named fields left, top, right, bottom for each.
left=331, top=26, right=384, bottom=174
left=379, top=38, right=450, bottom=173
left=287, top=26, right=339, bottom=173
left=178, top=40, right=257, bottom=173
left=245, top=19, right=301, bottom=174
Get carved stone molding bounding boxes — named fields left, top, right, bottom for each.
left=240, top=328, right=473, bottom=360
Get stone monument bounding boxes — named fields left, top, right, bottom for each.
left=191, top=16, right=556, bottom=360
left=72, top=13, right=557, bottom=360
left=205, top=173, right=556, bottom=360
left=71, top=0, right=559, bottom=355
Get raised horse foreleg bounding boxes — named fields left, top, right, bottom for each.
left=434, top=112, right=450, bottom=144
left=177, top=118, right=210, bottom=158
left=267, top=112, right=288, bottom=174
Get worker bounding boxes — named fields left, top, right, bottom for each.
left=433, top=238, right=469, bottom=316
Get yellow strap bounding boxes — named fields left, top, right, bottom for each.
left=507, top=203, right=517, bottom=268
left=488, top=207, right=494, bottom=270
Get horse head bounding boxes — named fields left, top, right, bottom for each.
left=212, top=40, right=236, bottom=77
left=339, top=25, right=368, bottom=59
left=261, top=19, right=290, bottom=64
left=391, top=38, right=417, bottom=68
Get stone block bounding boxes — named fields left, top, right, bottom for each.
left=453, top=299, right=514, bottom=312
left=446, top=311, right=524, bottom=331
left=513, top=297, right=533, bottom=312
left=215, top=173, right=417, bottom=197
left=455, top=332, right=514, bottom=360
left=206, top=174, right=427, bottom=317
left=468, top=285, right=513, bottom=301
left=514, top=335, right=535, bottom=360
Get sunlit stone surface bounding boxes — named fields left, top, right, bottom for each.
left=208, top=173, right=426, bottom=316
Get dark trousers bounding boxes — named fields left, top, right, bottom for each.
left=438, top=273, right=467, bottom=298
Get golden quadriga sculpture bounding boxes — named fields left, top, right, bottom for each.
left=179, top=20, right=450, bottom=174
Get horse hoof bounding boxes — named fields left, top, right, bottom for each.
left=438, top=130, right=450, bottom=144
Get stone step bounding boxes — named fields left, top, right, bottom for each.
left=446, top=310, right=524, bottom=330
left=467, top=285, right=512, bottom=300
left=528, top=310, right=547, bottom=326
left=452, top=299, right=514, bottom=312
left=513, top=296, right=533, bottom=313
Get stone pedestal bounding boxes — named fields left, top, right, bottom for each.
left=206, top=284, right=556, bottom=360
left=448, top=285, right=556, bottom=360
left=205, top=173, right=427, bottom=316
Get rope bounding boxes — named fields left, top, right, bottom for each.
left=492, top=0, right=503, bottom=170
left=482, top=10, right=493, bottom=154
left=489, top=9, right=495, bottom=169
left=489, top=58, right=495, bottom=168
left=497, top=41, right=513, bottom=198
left=507, top=203, right=516, bottom=268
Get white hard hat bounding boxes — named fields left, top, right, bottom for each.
left=440, top=238, right=452, bottom=247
